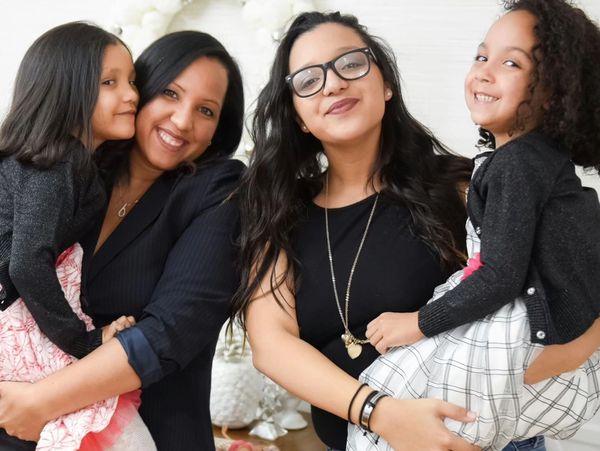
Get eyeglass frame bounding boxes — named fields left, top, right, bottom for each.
left=285, top=47, right=376, bottom=98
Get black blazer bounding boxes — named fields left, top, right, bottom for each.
left=82, top=158, right=244, bottom=450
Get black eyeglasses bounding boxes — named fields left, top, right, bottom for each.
left=285, top=47, right=375, bottom=98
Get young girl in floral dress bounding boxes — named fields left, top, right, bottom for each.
left=0, top=22, right=154, bottom=451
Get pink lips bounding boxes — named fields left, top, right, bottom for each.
left=326, top=98, right=359, bottom=115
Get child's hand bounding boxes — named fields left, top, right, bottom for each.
left=366, top=311, right=423, bottom=354
left=102, top=315, right=136, bottom=343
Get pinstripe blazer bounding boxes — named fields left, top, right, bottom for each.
left=82, top=157, right=245, bottom=450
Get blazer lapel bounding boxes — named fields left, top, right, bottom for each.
left=87, top=172, right=177, bottom=284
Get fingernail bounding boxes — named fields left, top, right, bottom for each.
left=467, top=410, right=477, bottom=420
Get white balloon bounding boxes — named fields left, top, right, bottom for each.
left=122, top=0, right=148, bottom=15
left=262, top=0, right=292, bottom=30
left=291, top=0, right=315, bottom=15
left=113, top=6, right=143, bottom=25
left=120, top=24, right=142, bottom=48
left=152, top=0, right=183, bottom=15
left=241, top=0, right=263, bottom=27
left=141, top=10, right=171, bottom=34
left=132, top=28, right=160, bottom=58
left=255, top=27, right=273, bottom=48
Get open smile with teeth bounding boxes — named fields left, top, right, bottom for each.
left=158, top=129, right=185, bottom=148
left=475, top=93, right=499, bottom=103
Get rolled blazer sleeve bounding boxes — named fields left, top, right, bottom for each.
left=118, top=159, right=243, bottom=387
left=418, top=142, right=561, bottom=337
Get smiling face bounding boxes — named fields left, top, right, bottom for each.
left=90, top=43, right=138, bottom=150
left=288, top=23, right=389, bottom=148
left=465, top=10, right=547, bottom=147
left=133, top=56, right=228, bottom=173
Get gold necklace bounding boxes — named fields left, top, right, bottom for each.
left=116, top=183, right=140, bottom=218
left=324, top=174, right=379, bottom=359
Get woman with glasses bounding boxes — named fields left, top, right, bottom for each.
left=232, top=11, right=480, bottom=451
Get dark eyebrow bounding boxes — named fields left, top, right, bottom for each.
left=294, top=46, right=363, bottom=71
left=199, top=98, right=222, bottom=108
left=172, top=81, right=186, bottom=93
left=478, top=42, right=533, bottom=61
left=169, top=82, right=222, bottom=109
left=504, top=46, right=534, bottom=61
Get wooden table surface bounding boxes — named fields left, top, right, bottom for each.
left=213, top=413, right=324, bottom=451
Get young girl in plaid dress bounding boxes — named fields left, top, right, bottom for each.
left=348, top=1, right=600, bottom=450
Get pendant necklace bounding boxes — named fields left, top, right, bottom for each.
left=116, top=183, right=140, bottom=218
left=324, top=174, right=379, bottom=359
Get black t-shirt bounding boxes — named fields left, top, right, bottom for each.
left=294, top=193, right=448, bottom=449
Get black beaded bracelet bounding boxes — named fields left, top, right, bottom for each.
left=347, top=383, right=368, bottom=424
left=360, top=391, right=388, bottom=433
left=358, top=390, right=379, bottom=431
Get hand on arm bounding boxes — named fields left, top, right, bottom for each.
left=0, top=339, right=140, bottom=441
left=102, top=315, right=136, bottom=343
left=366, top=311, right=423, bottom=354
left=247, top=251, right=477, bottom=451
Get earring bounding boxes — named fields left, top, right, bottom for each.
left=300, top=123, right=309, bottom=133
left=384, top=88, right=393, bottom=100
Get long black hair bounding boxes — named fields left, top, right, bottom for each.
left=0, top=22, right=124, bottom=171
left=95, top=30, right=244, bottom=179
left=480, top=0, right=600, bottom=172
left=232, top=11, right=472, bottom=327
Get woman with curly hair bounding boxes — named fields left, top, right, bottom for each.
left=233, top=10, right=484, bottom=451
left=350, top=0, right=600, bottom=450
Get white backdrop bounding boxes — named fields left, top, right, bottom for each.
left=1, top=2, right=599, bottom=449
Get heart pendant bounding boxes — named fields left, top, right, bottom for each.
left=347, top=342, right=362, bottom=359
left=341, top=333, right=351, bottom=346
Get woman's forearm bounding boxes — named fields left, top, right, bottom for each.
left=250, top=328, right=368, bottom=423
left=249, top=319, right=477, bottom=451
left=35, top=338, right=141, bottom=422
left=246, top=253, right=367, bottom=423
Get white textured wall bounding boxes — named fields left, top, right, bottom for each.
left=1, top=2, right=599, bottom=449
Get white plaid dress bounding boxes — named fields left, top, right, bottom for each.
left=347, top=156, right=600, bottom=451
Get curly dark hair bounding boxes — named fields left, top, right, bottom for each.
left=480, top=0, right=600, bottom=172
left=231, top=11, right=472, bottom=327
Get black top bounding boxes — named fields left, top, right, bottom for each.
left=419, top=132, right=600, bottom=345
left=81, top=158, right=244, bottom=451
left=0, top=147, right=105, bottom=358
left=294, top=194, right=447, bottom=449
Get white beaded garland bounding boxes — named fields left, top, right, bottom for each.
left=109, top=0, right=316, bottom=56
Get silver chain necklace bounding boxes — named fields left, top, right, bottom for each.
left=325, top=174, right=379, bottom=359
